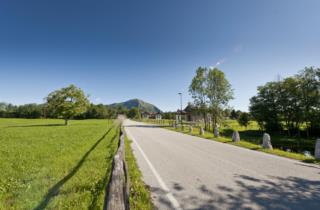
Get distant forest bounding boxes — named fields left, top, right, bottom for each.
left=0, top=103, right=137, bottom=120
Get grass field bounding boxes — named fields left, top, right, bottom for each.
left=141, top=119, right=319, bottom=164
left=0, top=118, right=119, bottom=210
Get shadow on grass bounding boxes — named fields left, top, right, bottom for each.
left=221, top=129, right=315, bottom=152
left=8, top=124, right=65, bottom=128
left=33, top=126, right=114, bottom=210
left=220, top=129, right=263, bottom=143
left=88, top=131, right=118, bottom=210
left=302, top=159, right=320, bottom=164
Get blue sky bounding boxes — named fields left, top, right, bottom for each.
left=0, top=0, right=319, bottom=111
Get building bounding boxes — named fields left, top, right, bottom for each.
left=141, top=111, right=162, bottom=120
left=176, top=104, right=211, bottom=123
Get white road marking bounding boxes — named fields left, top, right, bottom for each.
left=125, top=127, right=182, bottom=210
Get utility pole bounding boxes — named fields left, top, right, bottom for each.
left=178, top=93, right=182, bottom=129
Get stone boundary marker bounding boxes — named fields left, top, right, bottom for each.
left=232, top=131, right=240, bottom=142
left=262, top=133, right=273, bottom=150
left=315, top=139, right=320, bottom=159
left=104, top=125, right=130, bottom=210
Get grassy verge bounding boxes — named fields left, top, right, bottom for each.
left=124, top=136, right=153, bottom=210
left=0, top=118, right=119, bottom=210
left=166, top=126, right=319, bottom=164
left=138, top=119, right=319, bottom=164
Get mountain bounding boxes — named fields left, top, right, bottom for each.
left=109, top=99, right=162, bottom=113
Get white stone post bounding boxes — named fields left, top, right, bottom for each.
left=232, top=131, right=240, bottom=142
left=262, top=133, right=273, bottom=149
left=214, top=126, right=219, bottom=138
left=315, top=139, right=320, bottom=159
left=200, top=127, right=204, bottom=136
left=189, top=126, right=193, bottom=134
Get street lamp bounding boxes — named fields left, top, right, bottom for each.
left=178, top=93, right=182, bottom=128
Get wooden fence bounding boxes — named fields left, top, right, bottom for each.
left=104, top=126, right=130, bottom=210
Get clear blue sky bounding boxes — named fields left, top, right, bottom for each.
left=0, top=0, right=319, bottom=111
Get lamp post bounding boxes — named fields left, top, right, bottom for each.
left=178, top=93, right=182, bottom=129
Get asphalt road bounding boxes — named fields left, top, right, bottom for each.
left=124, top=119, right=320, bottom=210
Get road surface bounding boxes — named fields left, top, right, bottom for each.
left=124, top=120, right=320, bottom=210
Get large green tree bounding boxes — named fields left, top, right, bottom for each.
left=189, top=67, right=209, bottom=129
left=206, top=68, right=234, bottom=130
left=297, top=67, right=320, bottom=136
left=127, top=107, right=139, bottom=119
left=238, top=112, right=250, bottom=128
left=250, top=66, right=320, bottom=136
left=46, top=85, right=89, bottom=125
left=83, top=104, right=109, bottom=119
left=189, top=67, right=233, bottom=133
left=249, top=82, right=283, bottom=132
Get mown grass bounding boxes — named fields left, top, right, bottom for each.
left=124, top=136, right=153, bottom=210
left=0, top=118, right=119, bottom=210
left=140, top=119, right=319, bottom=164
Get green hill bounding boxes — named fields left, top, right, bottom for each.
left=109, top=99, right=162, bottom=113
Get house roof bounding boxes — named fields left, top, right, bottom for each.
left=141, top=111, right=162, bottom=115
left=176, top=109, right=187, bottom=114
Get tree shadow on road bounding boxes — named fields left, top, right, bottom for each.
left=33, top=126, right=114, bottom=210
left=152, top=174, right=320, bottom=210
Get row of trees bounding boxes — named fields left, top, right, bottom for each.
left=188, top=66, right=320, bottom=138
left=0, top=103, right=44, bottom=119
left=0, top=102, right=119, bottom=119
left=0, top=85, right=140, bottom=125
left=250, top=67, right=320, bottom=137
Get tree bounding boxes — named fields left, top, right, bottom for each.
left=127, top=107, right=139, bottom=119
left=249, top=82, right=282, bottom=132
left=17, top=103, right=43, bottom=118
left=230, top=109, right=243, bottom=120
left=189, top=67, right=209, bottom=130
left=238, top=112, right=250, bottom=128
left=297, top=67, right=320, bottom=136
left=46, top=85, right=89, bottom=125
left=115, top=105, right=128, bottom=115
left=206, top=68, right=234, bottom=130
left=83, top=104, right=109, bottom=119
left=249, top=66, right=320, bottom=137
left=278, top=77, right=303, bottom=136
left=161, top=111, right=175, bottom=119
left=223, top=108, right=232, bottom=119
left=230, top=109, right=238, bottom=119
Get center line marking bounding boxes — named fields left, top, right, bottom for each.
left=125, top=126, right=182, bottom=210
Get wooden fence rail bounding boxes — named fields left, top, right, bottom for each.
left=104, top=125, right=130, bottom=210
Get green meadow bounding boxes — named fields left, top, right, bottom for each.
left=0, top=118, right=119, bottom=210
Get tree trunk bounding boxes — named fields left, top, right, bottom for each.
left=203, top=112, right=207, bottom=131
left=306, top=122, right=310, bottom=138
left=65, top=119, right=69, bottom=126
left=212, top=114, right=216, bottom=134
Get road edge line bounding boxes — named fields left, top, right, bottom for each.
left=125, top=127, right=182, bottom=210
